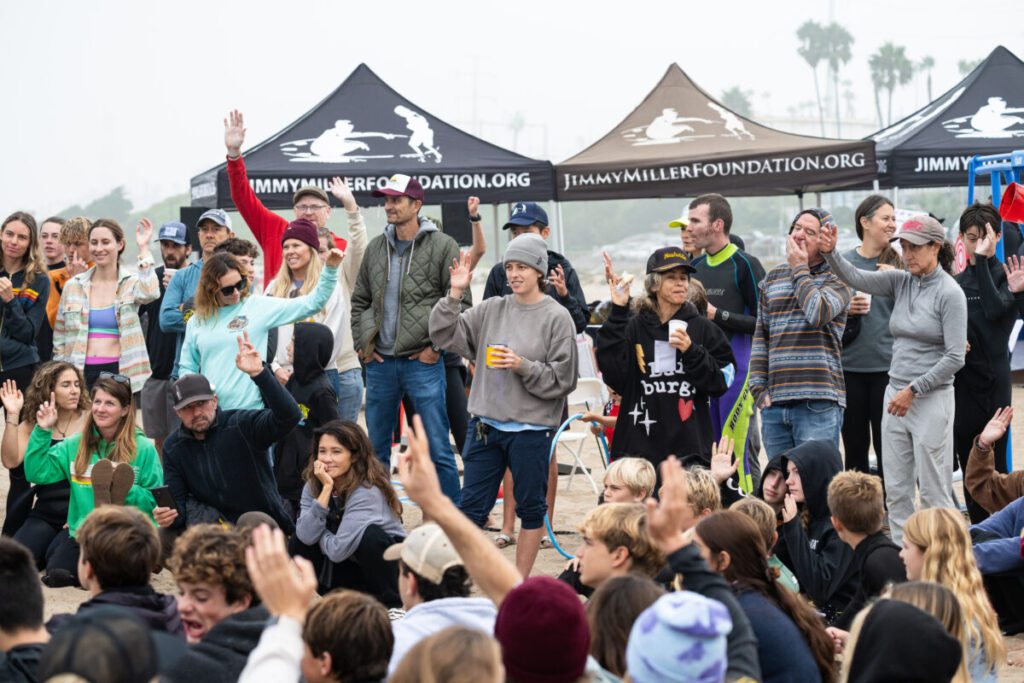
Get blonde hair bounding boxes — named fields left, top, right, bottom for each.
left=267, top=244, right=323, bottom=300
left=904, top=508, right=1005, bottom=672
left=730, top=497, right=778, bottom=555
left=390, top=626, right=503, bottom=683
left=827, top=471, right=885, bottom=534
left=886, top=582, right=969, bottom=683
left=604, top=458, right=656, bottom=499
left=1, top=211, right=46, bottom=285
left=578, top=503, right=665, bottom=578
left=684, top=466, right=721, bottom=517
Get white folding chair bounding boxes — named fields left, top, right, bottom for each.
left=554, top=377, right=608, bottom=493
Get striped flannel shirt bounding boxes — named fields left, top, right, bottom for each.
left=749, top=259, right=851, bottom=407
left=54, top=263, right=159, bottom=392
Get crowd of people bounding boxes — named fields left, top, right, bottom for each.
left=0, top=107, right=1023, bottom=683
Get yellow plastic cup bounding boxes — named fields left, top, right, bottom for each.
left=486, top=344, right=507, bottom=368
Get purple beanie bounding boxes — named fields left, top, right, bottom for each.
left=281, top=218, right=320, bottom=252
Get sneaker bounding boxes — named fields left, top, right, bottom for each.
left=91, top=459, right=114, bottom=507
left=110, top=463, right=136, bottom=506
left=42, top=569, right=78, bottom=588
left=387, top=608, right=407, bottom=622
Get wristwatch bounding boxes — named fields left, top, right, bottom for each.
left=468, top=214, right=482, bottom=222
left=431, top=343, right=442, bottom=354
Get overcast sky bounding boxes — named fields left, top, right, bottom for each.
left=2, top=0, right=1020, bottom=217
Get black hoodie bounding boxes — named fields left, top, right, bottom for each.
left=276, top=323, right=340, bottom=507
left=834, top=531, right=906, bottom=629
left=779, top=440, right=858, bottom=624
left=846, top=600, right=961, bottom=683
left=0, top=644, right=43, bottom=683
left=164, top=605, right=269, bottom=683
left=47, top=586, right=184, bottom=638
left=595, top=301, right=735, bottom=468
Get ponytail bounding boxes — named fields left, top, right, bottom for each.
left=937, top=240, right=955, bottom=274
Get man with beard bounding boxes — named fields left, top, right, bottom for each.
left=140, top=222, right=192, bottom=454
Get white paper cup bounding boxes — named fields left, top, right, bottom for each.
left=668, top=320, right=688, bottom=337
left=859, top=292, right=872, bottom=312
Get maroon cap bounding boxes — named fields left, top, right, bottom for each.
left=494, top=577, right=590, bottom=683
left=281, top=218, right=320, bottom=252
left=371, top=173, right=425, bottom=202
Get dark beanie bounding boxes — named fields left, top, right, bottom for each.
left=847, top=599, right=962, bottom=683
left=281, top=218, right=320, bottom=251
left=494, top=577, right=589, bottom=683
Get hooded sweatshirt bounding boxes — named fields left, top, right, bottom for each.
left=388, top=597, right=498, bottom=675
left=276, top=322, right=340, bottom=506
left=165, top=605, right=269, bottom=683
left=595, top=301, right=735, bottom=468
left=47, top=586, right=184, bottom=638
left=0, top=268, right=50, bottom=372
left=0, top=644, right=43, bottom=683
left=779, top=440, right=858, bottom=624
left=833, top=532, right=906, bottom=629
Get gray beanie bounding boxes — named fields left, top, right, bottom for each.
left=503, top=233, right=548, bottom=275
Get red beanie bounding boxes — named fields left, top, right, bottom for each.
left=494, top=577, right=590, bottom=683
left=281, top=218, right=320, bottom=252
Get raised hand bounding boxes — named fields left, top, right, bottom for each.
left=786, top=235, right=809, bottom=268
left=329, top=176, right=357, bottom=211
left=645, top=456, right=692, bottom=554
left=603, top=251, right=631, bottom=306
left=548, top=264, right=568, bottom=297
left=709, top=435, right=737, bottom=485
left=976, top=223, right=998, bottom=259
left=245, top=525, right=318, bottom=622
left=397, top=415, right=444, bottom=512
left=978, top=406, right=1013, bottom=449
left=68, top=250, right=89, bottom=277
left=0, top=379, right=24, bottom=419
left=235, top=331, right=264, bottom=377
left=448, top=251, right=473, bottom=297
left=1004, top=255, right=1024, bottom=293
left=325, top=247, right=345, bottom=268
left=818, top=222, right=838, bottom=254
left=224, top=110, right=247, bottom=157
left=36, top=392, right=58, bottom=430
left=467, top=196, right=481, bottom=218
left=135, top=218, right=154, bottom=251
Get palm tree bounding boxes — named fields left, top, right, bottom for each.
left=797, top=20, right=827, bottom=136
left=958, top=58, right=982, bottom=76
left=918, top=56, right=935, bottom=101
left=509, top=112, right=526, bottom=151
left=721, top=86, right=754, bottom=117
left=822, top=23, right=854, bottom=136
left=869, top=54, right=886, bottom=128
left=870, top=43, right=915, bottom=126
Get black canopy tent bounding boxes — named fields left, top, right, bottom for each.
left=190, top=64, right=555, bottom=209
left=872, top=46, right=1024, bottom=188
left=555, top=64, right=876, bottom=201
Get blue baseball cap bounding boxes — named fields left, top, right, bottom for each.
left=196, top=209, right=232, bottom=230
left=155, top=221, right=188, bottom=245
left=502, top=202, right=548, bottom=230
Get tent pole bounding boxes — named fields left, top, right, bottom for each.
left=872, top=179, right=880, bottom=192
left=492, top=203, right=501, bottom=263
left=893, top=186, right=900, bottom=208
left=555, top=201, right=566, bottom=256
left=797, top=191, right=805, bottom=210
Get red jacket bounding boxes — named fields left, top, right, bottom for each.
left=227, top=156, right=347, bottom=285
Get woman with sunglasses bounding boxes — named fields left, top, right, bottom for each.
left=53, top=218, right=159, bottom=392
left=179, top=248, right=343, bottom=410
left=22, top=373, right=162, bottom=587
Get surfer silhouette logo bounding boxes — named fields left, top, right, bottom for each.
left=942, top=97, right=1024, bottom=138
left=622, top=107, right=715, bottom=145
left=708, top=103, right=754, bottom=140
left=394, top=105, right=442, bottom=162
left=280, top=118, right=400, bottom=163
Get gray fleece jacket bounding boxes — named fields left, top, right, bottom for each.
left=429, top=294, right=578, bottom=427
left=824, top=250, right=967, bottom=394
left=295, top=483, right=405, bottom=563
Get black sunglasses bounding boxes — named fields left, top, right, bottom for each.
left=219, top=279, right=248, bottom=296
left=98, top=371, right=131, bottom=386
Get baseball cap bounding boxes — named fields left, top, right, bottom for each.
left=171, top=375, right=216, bottom=410
left=155, top=221, right=188, bottom=245
left=668, top=212, right=689, bottom=229
left=293, top=185, right=330, bottom=207
left=196, top=209, right=232, bottom=230
left=646, top=247, right=696, bottom=274
left=503, top=202, right=549, bottom=230
left=383, top=523, right=462, bottom=584
left=892, top=214, right=946, bottom=245
left=371, top=174, right=425, bottom=202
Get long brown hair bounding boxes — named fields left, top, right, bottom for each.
left=302, top=420, right=402, bottom=517
left=73, top=377, right=138, bottom=476
left=89, top=218, right=127, bottom=261
left=586, top=575, right=664, bottom=677
left=1, top=211, right=46, bottom=284
left=854, top=195, right=904, bottom=269
left=23, top=362, right=90, bottom=423
left=696, top=511, right=836, bottom=682
left=194, top=253, right=243, bottom=323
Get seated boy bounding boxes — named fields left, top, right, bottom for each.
left=730, top=497, right=799, bottom=592
left=602, top=456, right=656, bottom=503
left=828, top=471, right=905, bottom=629
left=965, top=407, right=1023, bottom=515
left=47, top=506, right=183, bottom=637
left=0, top=539, right=49, bottom=683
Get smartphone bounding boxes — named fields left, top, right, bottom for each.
left=151, top=486, right=176, bottom=509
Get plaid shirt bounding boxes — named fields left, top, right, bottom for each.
left=54, top=263, right=159, bottom=392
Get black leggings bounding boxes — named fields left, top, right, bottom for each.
left=289, top=523, right=402, bottom=607
left=841, top=371, right=888, bottom=483
left=84, top=361, right=120, bottom=391
left=42, top=529, right=81, bottom=583
left=1, top=363, right=39, bottom=537
left=954, top=385, right=1009, bottom=524
left=13, top=516, right=64, bottom=570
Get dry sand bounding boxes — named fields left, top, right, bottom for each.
left=2, top=382, right=1023, bottom=678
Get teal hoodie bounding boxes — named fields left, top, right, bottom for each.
left=179, top=264, right=338, bottom=410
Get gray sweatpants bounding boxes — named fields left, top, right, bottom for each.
left=881, top=384, right=955, bottom=544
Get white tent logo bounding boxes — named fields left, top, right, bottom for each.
left=942, top=97, right=1024, bottom=138
left=873, top=87, right=965, bottom=144
left=622, top=105, right=755, bottom=145
left=279, top=106, right=443, bottom=163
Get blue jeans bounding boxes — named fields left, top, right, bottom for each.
left=761, top=399, right=843, bottom=459
left=459, top=419, right=554, bottom=530
left=327, top=368, right=364, bottom=424
left=365, top=357, right=461, bottom=504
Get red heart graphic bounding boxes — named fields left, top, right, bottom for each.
left=677, top=399, right=693, bottom=422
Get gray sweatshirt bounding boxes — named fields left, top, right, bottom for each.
left=429, top=294, right=578, bottom=427
left=295, top=483, right=405, bottom=563
left=824, top=250, right=967, bottom=394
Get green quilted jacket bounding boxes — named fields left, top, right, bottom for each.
left=351, top=219, right=471, bottom=358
